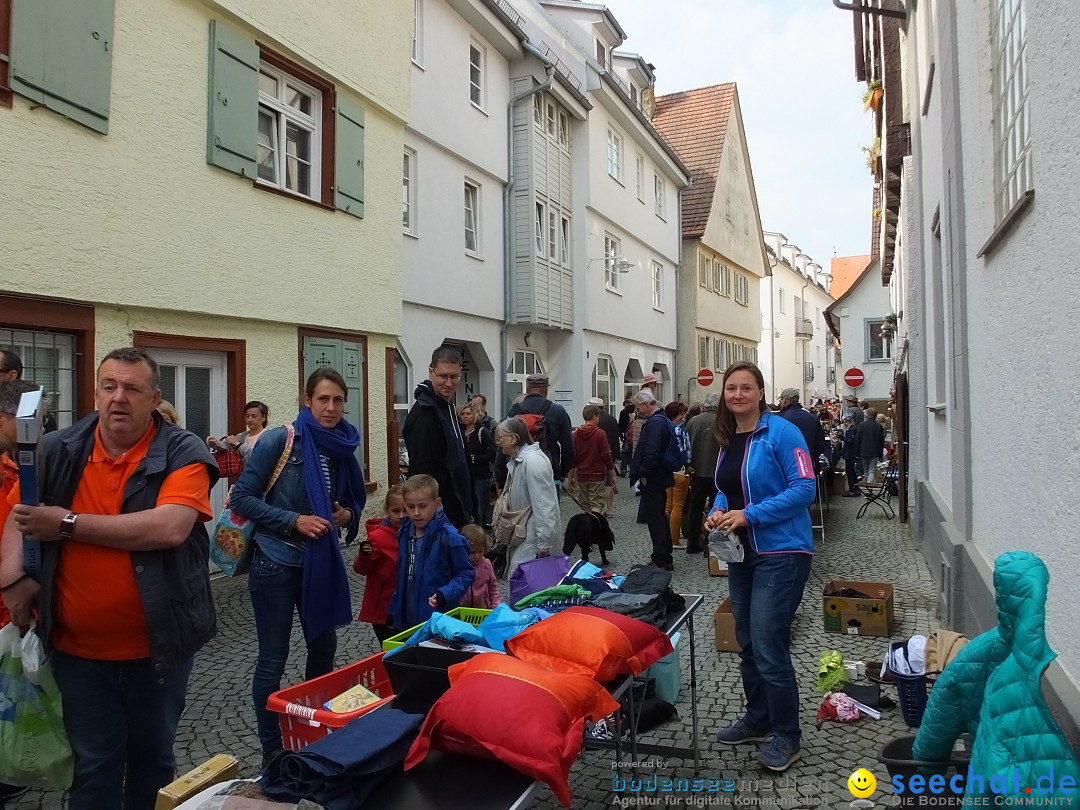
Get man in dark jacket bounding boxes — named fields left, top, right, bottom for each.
left=403, top=346, right=473, bottom=528
left=776, top=389, right=827, bottom=468
left=684, top=392, right=721, bottom=554
left=629, top=390, right=676, bottom=571
left=854, top=408, right=886, bottom=484
left=496, top=373, right=574, bottom=487
left=2, top=347, right=218, bottom=808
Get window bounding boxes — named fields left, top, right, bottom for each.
left=534, top=202, right=544, bottom=255
left=464, top=181, right=479, bottom=256
left=636, top=154, right=645, bottom=201
left=778, top=287, right=785, bottom=313
left=629, top=82, right=640, bottom=109
left=258, top=62, right=322, bottom=200
left=711, top=262, right=720, bottom=294
left=595, top=39, right=608, bottom=69
left=546, top=101, right=556, bottom=138
left=604, top=233, right=621, bottom=291
left=402, top=149, right=416, bottom=234
left=718, top=263, right=732, bottom=297
left=652, top=262, right=663, bottom=310
left=412, top=0, right=423, bottom=64
left=560, top=216, right=570, bottom=265
left=469, top=43, right=484, bottom=108
left=533, top=94, right=542, bottom=125
left=559, top=112, right=570, bottom=148
left=548, top=210, right=557, bottom=260
left=607, top=129, right=623, bottom=181
left=698, top=254, right=708, bottom=288
left=593, top=356, right=616, bottom=412
left=654, top=175, right=666, bottom=218
left=991, top=0, right=1031, bottom=223
left=867, top=320, right=892, bottom=361
left=713, top=340, right=721, bottom=372
left=734, top=272, right=750, bottom=306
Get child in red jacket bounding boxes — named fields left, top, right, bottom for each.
left=354, top=485, right=405, bottom=643
left=458, top=524, right=501, bottom=610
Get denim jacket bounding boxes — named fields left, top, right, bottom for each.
left=230, top=423, right=360, bottom=567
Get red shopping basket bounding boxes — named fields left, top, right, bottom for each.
left=267, top=652, right=394, bottom=751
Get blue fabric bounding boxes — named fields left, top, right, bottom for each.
left=389, top=613, right=485, bottom=654
left=913, top=552, right=1080, bottom=798
left=50, top=650, right=193, bottom=810
left=248, top=550, right=337, bottom=752
left=260, top=708, right=423, bottom=810
left=296, top=407, right=367, bottom=641
left=728, top=548, right=812, bottom=742
left=710, top=412, right=816, bottom=554
left=386, top=510, right=475, bottom=631
left=476, top=604, right=549, bottom=651
left=776, top=402, right=826, bottom=463
left=630, top=410, right=676, bottom=489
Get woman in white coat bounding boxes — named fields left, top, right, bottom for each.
left=494, top=416, right=561, bottom=579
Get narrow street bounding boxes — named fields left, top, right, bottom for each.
left=9, top=483, right=932, bottom=809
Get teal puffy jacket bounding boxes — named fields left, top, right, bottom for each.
left=913, top=551, right=1079, bottom=798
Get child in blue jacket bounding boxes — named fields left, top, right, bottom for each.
left=387, top=474, right=475, bottom=631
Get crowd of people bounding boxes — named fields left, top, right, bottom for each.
left=0, top=342, right=897, bottom=802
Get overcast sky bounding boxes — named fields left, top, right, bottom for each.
left=610, top=0, right=872, bottom=268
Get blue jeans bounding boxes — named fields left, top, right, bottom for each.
left=50, top=649, right=193, bottom=810
left=640, top=486, right=672, bottom=566
left=727, top=548, right=812, bottom=742
left=249, top=550, right=338, bottom=752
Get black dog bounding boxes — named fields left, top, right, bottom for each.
left=562, top=511, right=615, bottom=565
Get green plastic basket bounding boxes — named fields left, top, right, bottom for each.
left=381, top=607, right=492, bottom=651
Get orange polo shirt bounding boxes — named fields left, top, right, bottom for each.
left=6, top=423, right=211, bottom=659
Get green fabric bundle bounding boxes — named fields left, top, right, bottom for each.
left=817, top=649, right=846, bottom=694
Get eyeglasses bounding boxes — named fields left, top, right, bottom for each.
left=432, top=372, right=461, bottom=383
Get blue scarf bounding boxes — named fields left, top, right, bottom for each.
left=297, top=407, right=367, bottom=640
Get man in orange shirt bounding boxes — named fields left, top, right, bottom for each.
left=1, top=348, right=218, bottom=810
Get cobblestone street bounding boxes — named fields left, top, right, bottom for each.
left=9, top=481, right=937, bottom=809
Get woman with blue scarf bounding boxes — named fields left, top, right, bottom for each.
left=230, top=368, right=367, bottom=767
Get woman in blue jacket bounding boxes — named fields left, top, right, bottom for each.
left=705, top=362, right=816, bottom=773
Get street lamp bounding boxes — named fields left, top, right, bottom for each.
left=589, top=256, right=634, bottom=273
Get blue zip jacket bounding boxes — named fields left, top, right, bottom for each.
left=711, top=412, right=817, bottom=554
left=386, top=508, right=475, bottom=630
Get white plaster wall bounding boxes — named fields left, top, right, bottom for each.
left=398, top=303, right=503, bottom=404
left=957, top=0, right=1080, bottom=667
left=835, top=269, right=892, bottom=402
left=0, top=0, right=408, bottom=338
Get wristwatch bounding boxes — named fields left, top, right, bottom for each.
left=59, top=512, right=79, bottom=540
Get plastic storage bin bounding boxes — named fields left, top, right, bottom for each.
left=381, top=607, right=492, bottom=651
left=266, top=652, right=393, bottom=751
left=887, top=641, right=936, bottom=727
left=383, top=644, right=481, bottom=715
left=877, top=735, right=970, bottom=808
left=645, top=631, right=681, bottom=704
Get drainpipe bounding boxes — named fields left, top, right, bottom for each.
left=674, top=174, right=691, bottom=400
left=831, top=0, right=906, bottom=20
left=500, top=42, right=555, bottom=414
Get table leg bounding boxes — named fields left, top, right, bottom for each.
left=627, top=676, right=640, bottom=779
left=688, top=613, right=700, bottom=774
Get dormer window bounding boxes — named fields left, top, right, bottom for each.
left=595, top=39, right=608, bottom=69
left=629, top=82, right=640, bottom=108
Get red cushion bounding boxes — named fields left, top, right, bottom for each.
left=505, top=606, right=673, bottom=682
left=404, top=653, right=619, bottom=807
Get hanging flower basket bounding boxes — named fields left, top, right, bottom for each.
left=862, top=80, right=883, bottom=112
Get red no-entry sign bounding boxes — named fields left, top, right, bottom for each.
left=844, top=367, right=865, bottom=388
left=696, top=368, right=714, bottom=386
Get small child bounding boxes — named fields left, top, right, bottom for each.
left=354, top=485, right=405, bottom=643
left=458, top=525, right=501, bottom=609
left=386, top=474, right=475, bottom=631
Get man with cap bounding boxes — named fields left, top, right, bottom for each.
left=497, top=373, right=574, bottom=488
left=776, top=388, right=827, bottom=469
left=843, top=394, right=864, bottom=425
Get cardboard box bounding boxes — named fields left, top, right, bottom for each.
left=155, top=755, right=238, bottom=810
left=708, top=552, right=728, bottom=577
left=822, top=580, right=894, bottom=637
left=714, top=597, right=741, bottom=653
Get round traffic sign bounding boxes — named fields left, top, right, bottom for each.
left=844, top=367, right=865, bottom=388
left=696, top=368, right=714, bottom=386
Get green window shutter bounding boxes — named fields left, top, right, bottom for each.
left=206, top=20, right=258, bottom=178
left=10, top=0, right=115, bottom=134
left=335, top=95, right=365, bottom=219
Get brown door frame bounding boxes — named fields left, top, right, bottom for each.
left=0, top=293, right=96, bottom=418
left=132, top=332, right=246, bottom=432
left=385, top=347, right=401, bottom=484
left=297, top=327, right=376, bottom=492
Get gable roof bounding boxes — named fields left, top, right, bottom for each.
left=652, top=83, right=736, bottom=239
left=830, top=254, right=872, bottom=300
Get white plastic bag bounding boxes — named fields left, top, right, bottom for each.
left=708, top=529, right=745, bottom=563
left=20, top=625, right=45, bottom=686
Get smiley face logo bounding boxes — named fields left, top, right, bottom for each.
left=848, top=768, right=876, bottom=798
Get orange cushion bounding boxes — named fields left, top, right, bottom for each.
left=505, top=606, right=673, bottom=682
left=404, top=653, right=619, bottom=807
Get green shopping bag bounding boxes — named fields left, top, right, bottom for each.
left=0, top=624, right=73, bottom=789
